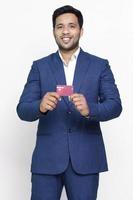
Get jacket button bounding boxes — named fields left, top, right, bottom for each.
left=67, top=111, right=71, bottom=114
left=68, top=128, right=72, bottom=133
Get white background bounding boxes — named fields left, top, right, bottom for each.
left=0, top=0, right=132, bottom=199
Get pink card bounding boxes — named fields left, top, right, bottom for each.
left=56, top=85, right=73, bottom=96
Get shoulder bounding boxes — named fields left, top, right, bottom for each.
left=33, top=52, right=56, bottom=65
left=30, top=52, right=58, bottom=72
left=81, top=50, right=110, bottom=71
left=82, top=50, right=108, bottom=64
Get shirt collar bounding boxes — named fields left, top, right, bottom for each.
left=59, top=47, right=80, bottom=66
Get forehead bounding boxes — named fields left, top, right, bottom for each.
left=55, top=13, right=78, bottom=25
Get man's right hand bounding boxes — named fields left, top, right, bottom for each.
left=40, top=92, right=60, bottom=113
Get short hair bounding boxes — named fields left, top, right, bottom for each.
left=52, top=5, right=83, bottom=29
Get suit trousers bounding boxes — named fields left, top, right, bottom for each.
left=30, top=158, right=99, bottom=200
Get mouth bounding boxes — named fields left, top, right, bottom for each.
left=61, top=37, right=72, bottom=44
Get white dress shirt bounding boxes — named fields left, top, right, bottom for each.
left=59, top=47, right=80, bottom=86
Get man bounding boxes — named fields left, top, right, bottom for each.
left=17, top=5, right=122, bottom=200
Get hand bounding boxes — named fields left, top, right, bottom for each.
left=70, top=93, right=89, bottom=117
left=40, top=92, right=60, bottom=113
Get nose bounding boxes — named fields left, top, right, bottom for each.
left=62, top=26, right=70, bottom=34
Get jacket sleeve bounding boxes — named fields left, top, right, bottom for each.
left=16, top=61, right=44, bottom=122
left=88, top=60, right=122, bottom=122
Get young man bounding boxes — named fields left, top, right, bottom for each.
left=17, top=5, right=122, bottom=200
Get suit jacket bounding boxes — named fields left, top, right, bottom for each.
left=17, top=49, right=122, bottom=174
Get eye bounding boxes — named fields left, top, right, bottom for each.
left=56, top=25, right=63, bottom=29
left=70, top=25, right=75, bottom=28
left=69, top=24, right=76, bottom=29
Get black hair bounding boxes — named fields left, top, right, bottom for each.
left=52, top=5, right=83, bottom=29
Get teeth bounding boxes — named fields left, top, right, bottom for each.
left=62, top=37, right=70, bottom=42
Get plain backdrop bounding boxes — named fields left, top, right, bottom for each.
left=0, top=0, right=133, bottom=199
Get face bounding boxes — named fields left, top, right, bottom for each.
left=53, top=13, right=83, bottom=52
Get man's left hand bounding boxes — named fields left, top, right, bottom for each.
left=70, top=93, right=89, bottom=117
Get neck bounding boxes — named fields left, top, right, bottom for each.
left=59, top=47, right=79, bottom=64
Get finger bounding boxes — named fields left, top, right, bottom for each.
left=74, top=101, right=83, bottom=107
left=70, top=93, right=83, bottom=101
left=71, top=96, right=84, bottom=104
left=71, top=97, right=82, bottom=103
left=45, top=104, right=54, bottom=111
left=47, top=96, right=58, bottom=104
left=70, top=93, right=79, bottom=100
left=49, top=92, right=60, bottom=100
left=46, top=101, right=56, bottom=109
left=75, top=105, right=83, bottom=111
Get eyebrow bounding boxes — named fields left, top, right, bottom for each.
left=56, top=23, right=77, bottom=27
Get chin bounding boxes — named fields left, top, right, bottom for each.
left=60, top=45, right=78, bottom=52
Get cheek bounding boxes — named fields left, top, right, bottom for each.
left=56, top=34, right=62, bottom=40
left=54, top=31, right=60, bottom=38
left=54, top=35, right=60, bottom=41
left=73, top=32, right=81, bottom=39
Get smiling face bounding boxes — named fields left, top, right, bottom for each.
left=53, top=13, right=83, bottom=52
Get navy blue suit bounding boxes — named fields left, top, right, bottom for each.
left=17, top=49, right=122, bottom=199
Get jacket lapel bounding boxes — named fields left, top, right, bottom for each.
left=73, top=49, right=90, bottom=93
left=50, top=52, right=70, bottom=107
left=50, top=51, right=66, bottom=86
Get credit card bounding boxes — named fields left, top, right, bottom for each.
left=56, top=85, right=73, bottom=96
